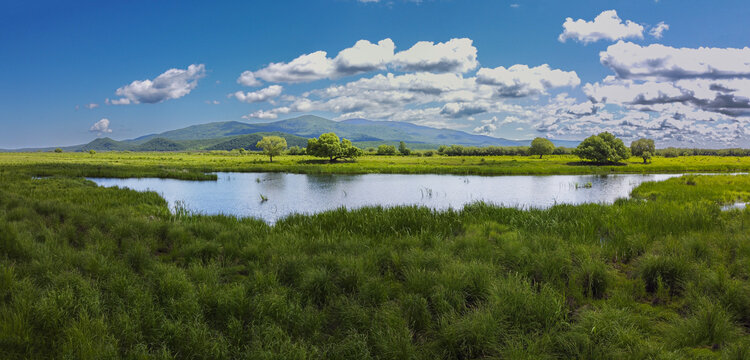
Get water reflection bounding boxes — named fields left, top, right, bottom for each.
left=89, top=172, right=683, bottom=223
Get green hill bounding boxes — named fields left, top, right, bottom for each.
left=206, top=132, right=308, bottom=151
left=133, top=115, right=573, bottom=147
left=133, top=138, right=186, bottom=152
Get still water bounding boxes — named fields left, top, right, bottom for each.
left=89, top=172, right=682, bottom=223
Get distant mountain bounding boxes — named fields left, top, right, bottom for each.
left=134, top=115, right=576, bottom=147
left=206, top=132, right=309, bottom=151
left=2, top=115, right=581, bottom=152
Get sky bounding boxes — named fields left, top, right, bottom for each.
left=1, top=0, right=749, bottom=149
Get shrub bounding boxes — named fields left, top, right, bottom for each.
left=376, top=145, right=397, bottom=155
left=307, top=133, right=363, bottom=162
left=572, top=132, right=630, bottom=163
left=398, top=141, right=411, bottom=156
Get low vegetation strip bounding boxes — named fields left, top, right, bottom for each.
left=3, top=152, right=750, bottom=180
left=1, top=166, right=749, bottom=358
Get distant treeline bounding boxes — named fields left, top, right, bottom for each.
left=657, top=147, right=750, bottom=157
left=436, top=144, right=572, bottom=156
left=434, top=144, right=750, bottom=157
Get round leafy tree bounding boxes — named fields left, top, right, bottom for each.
left=529, top=137, right=555, bottom=159
left=256, top=136, right=287, bottom=162
left=572, top=132, right=630, bottom=164
left=307, top=133, right=363, bottom=162
left=630, top=138, right=655, bottom=164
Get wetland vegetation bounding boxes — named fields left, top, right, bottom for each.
left=1, top=151, right=750, bottom=358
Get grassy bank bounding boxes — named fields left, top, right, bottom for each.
left=2, top=152, right=750, bottom=179
left=1, top=167, right=750, bottom=358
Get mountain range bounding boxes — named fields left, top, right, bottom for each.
left=3, top=115, right=580, bottom=152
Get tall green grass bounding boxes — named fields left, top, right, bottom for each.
left=0, top=171, right=749, bottom=358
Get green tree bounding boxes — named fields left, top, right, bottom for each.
left=630, top=138, right=655, bottom=164
left=377, top=144, right=397, bottom=155
left=572, top=132, right=631, bottom=164
left=398, top=141, right=411, bottom=155
left=54, top=148, right=63, bottom=153
left=529, top=137, right=555, bottom=159
left=88, top=149, right=96, bottom=155
left=256, top=136, right=287, bottom=162
left=306, top=133, right=363, bottom=162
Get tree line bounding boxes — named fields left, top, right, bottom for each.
left=252, top=132, right=747, bottom=164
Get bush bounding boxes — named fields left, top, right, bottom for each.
left=307, top=133, right=363, bottom=162
left=398, top=141, right=411, bottom=156
left=287, top=146, right=306, bottom=155
left=572, top=132, right=630, bottom=163
left=376, top=145, right=397, bottom=155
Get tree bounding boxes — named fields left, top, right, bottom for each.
left=88, top=149, right=96, bottom=155
left=529, top=137, right=555, bottom=159
left=630, top=138, right=655, bottom=164
left=398, top=141, right=411, bottom=155
left=572, top=132, right=630, bottom=164
left=256, top=136, right=287, bottom=162
left=306, top=133, right=363, bottom=162
left=54, top=148, right=63, bottom=153
left=377, top=144, right=397, bottom=155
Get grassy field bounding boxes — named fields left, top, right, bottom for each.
left=1, top=159, right=750, bottom=358
left=2, top=152, right=750, bottom=180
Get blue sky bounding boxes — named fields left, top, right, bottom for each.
left=1, top=0, right=749, bottom=148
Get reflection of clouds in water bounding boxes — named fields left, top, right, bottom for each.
left=89, top=172, right=687, bottom=224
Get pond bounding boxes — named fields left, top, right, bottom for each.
left=88, top=172, right=684, bottom=223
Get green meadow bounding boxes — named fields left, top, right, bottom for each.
left=2, top=152, right=750, bottom=180
left=1, top=153, right=750, bottom=358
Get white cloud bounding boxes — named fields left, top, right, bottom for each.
left=392, top=38, right=478, bottom=73
left=649, top=22, right=669, bottom=39
left=89, top=118, right=112, bottom=135
left=600, top=41, right=750, bottom=81
left=231, top=85, right=283, bottom=103
left=473, top=123, right=496, bottom=135
left=237, top=71, right=262, bottom=86
left=333, top=39, right=395, bottom=76
left=253, top=51, right=334, bottom=83
left=558, top=10, right=644, bottom=44
left=476, top=64, right=580, bottom=97
left=84, top=103, right=98, bottom=109
left=238, top=38, right=477, bottom=85
left=110, top=64, right=205, bottom=105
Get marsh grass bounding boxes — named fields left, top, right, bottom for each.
left=0, top=170, right=749, bottom=358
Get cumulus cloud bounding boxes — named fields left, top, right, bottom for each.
left=231, top=85, right=283, bottom=103
left=546, top=40, right=750, bottom=146
left=253, top=51, right=334, bottom=83
left=333, top=39, right=395, bottom=76
left=559, top=10, right=644, bottom=44
left=600, top=41, right=750, bottom=81
left=237, top=71, right=262, bottom=86
left=476, top=64, right=580, bottom=97
left=85, top=103, right=98, bottom=109
left=392, top=38, right=478, bottom=73
left=109, top=64, right=206, bottom=105
left=89, top=118, right=112, bottom=135
left=649, top=22, right=669, bottom=39
left=238, top=38, right=477, bottom=85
